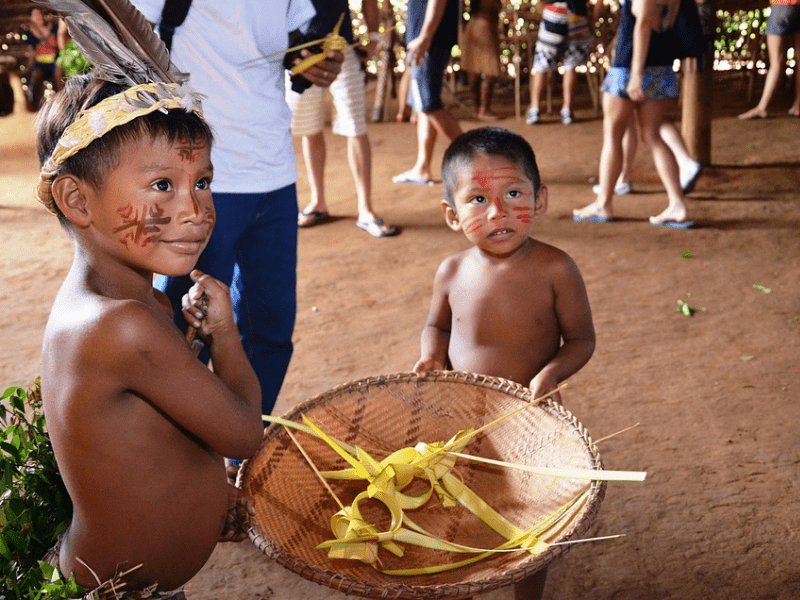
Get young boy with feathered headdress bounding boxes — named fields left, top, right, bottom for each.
left=34, top=0, right=263, bottom=593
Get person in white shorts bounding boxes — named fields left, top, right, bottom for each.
left=287, top=4, right=398, bottom=238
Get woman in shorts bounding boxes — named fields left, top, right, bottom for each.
left=573, top=0, right=694, bottom=227
left=739, top=0, right=800, bottom=119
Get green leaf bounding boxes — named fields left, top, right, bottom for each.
left=681, top=251, right=692, bottom=259
left=752, top=283, right=772, bottom=294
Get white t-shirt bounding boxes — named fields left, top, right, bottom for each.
left=133, top=0, right=315, bottom=194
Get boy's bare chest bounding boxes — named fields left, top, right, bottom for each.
left=448, top=263, right=557, bottom=337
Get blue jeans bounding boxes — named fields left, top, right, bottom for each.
left=156, top=184, right=298, bottom=417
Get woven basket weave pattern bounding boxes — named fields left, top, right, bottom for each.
left=243, top=372, right=606, bottom=599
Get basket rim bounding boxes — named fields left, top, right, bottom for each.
left=241, top=371, right=607, bottom=600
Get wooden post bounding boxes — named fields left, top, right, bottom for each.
left=371, top=0, right=396, bottom=123
left=681, top=2, right=715, bottom=165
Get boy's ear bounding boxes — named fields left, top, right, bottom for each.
left=51, top=175, right=92, bottom=227
left=533, top=184, right=549, bottom=220
left=441, top=199, right=461, bottom=231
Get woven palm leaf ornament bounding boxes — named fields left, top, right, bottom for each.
left=243, top=372, right=646, bottom=598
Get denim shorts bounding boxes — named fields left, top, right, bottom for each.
left=410, top=46, right=451, bottom=112
left=601, top=66, right=679, bottom=100
left=765, top=4, right=800, bottom=36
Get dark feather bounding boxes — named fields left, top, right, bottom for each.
left=38, top=0, right=187, bottom=84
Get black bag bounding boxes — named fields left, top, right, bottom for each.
left=159, top=0, right=193, bottom=52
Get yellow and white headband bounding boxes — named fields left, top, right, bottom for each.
left=37, top=81, right=203, bottom=214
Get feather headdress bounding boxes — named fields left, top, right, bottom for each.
left=36, top=0, right=203, bottom=214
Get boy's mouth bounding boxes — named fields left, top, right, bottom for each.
left=488, top=228, right=514, bottom=237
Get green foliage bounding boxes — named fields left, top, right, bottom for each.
left=55, top=42, right=92, bottom=78
left=0, top=381, right=85, bottom=600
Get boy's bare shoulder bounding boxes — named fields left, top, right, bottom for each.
left=527, top=238, right=581, bottom=274
left=436, top=247, right=475, bottom=278
left=48, top=292, right=182, bottom=369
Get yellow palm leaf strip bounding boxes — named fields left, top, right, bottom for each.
left=300, top=414, right=374, bottom=479
left=282, top=425, right=345, bottom=511
left=290, top=13, right=348, bottom=74
left=317, top=490, right=406, bottom=565
left=448, top=452, right=647, bottom=482
left=593, top=422, right=640, bottom=444
left=263, top=414, right=358, bottom=455
left=440, top=383, right=568, bottom=456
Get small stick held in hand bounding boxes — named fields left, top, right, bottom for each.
left=185, top=291, right=209, bottom=356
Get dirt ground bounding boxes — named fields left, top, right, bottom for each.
left=1, top=72, right=799, bottom=599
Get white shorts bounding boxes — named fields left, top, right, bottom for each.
left=286, top=48, right=367, bottom=137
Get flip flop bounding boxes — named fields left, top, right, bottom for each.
left=298, top=209, right=330, bottom=227
left=392, top=171, right=435, bottom=186
left=573, top=214, right=615, bottom=223
left=651, top=219, right=696, bottom=229
left=357, top=218, right=399, bottom=238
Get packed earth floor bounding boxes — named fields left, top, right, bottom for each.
left=1, top=73, right=799, bottom=599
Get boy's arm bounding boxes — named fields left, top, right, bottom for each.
left=107, top=277, right=263, bottom=459
left=530, top=255, right=596, bottom=402
left=413, top=259, right=454, bottom=377
left=182, top=270, right=261, bottom=409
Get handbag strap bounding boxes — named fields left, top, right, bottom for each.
left=159, top=0, right=193, bottom=52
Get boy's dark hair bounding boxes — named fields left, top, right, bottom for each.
left=441, top=127, right=541, bottom=207
left=36, top=74, right=214, bottom=228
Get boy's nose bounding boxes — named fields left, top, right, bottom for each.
left=177, top=191, right=204, bottom=224
left=488, top=195, right=506, bottom=218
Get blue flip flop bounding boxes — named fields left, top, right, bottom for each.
left=651, top=219, right=696, bottom=229
left=573, top=214, right=615, bottom=223
left=392, top=171, right=435, bottom=186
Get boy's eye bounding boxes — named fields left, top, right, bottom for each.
left=471, top=195, right=487, bottom=205
left=195, top=178, right=211, bottom=191
left=152, top=179, right=172, bottom=192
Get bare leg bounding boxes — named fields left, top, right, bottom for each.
left=562, top=68, right=578, bottom=112
left=529, top=70, right=547, bottom=111
left=636, top=99, right=691, bottom=224
left=659, top=121, right=702, bottom=190
left=790, top=33, right=800, bottom=116
left=739, top=34, right=787, bottom=119
left=396, top=68, right=413, bottom=122
left=620, top=116, right=638, bottom=185
left=574, top=93, right=634, bottom=219
left=477, top=75, right=502, bottom=120
left=347, top=134, right=379, bottom=223
left=298, top=132, right=327, bottom=220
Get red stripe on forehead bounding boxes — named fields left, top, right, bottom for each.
left=472, top=167, right=518, bottom=189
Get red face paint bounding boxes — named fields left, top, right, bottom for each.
left=114, top=203, right=171, bottom=248
left=175, top=138, right=206, bottom=162
left=471, top=166, right=518, bottom=190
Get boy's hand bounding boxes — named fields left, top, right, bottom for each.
left=219, top=481, right=255, bottom=543
left=413, top=357, right=445, bottom=379
left=529, top=372, right=561, bottom=404
left=182, top=269, right=236, bottom=341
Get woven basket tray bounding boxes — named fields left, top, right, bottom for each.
left=242, top=372, right=606, bottom=599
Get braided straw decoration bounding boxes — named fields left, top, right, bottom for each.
left=241, top=371, right=606, bottom=600
left=36, top=82, right=202, bottom=214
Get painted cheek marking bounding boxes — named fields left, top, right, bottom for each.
left=114, top=203, right=171, bottom=247
left=461, top=215, right=482, bottom=234
left=514, top=206, right=532, bottom=223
